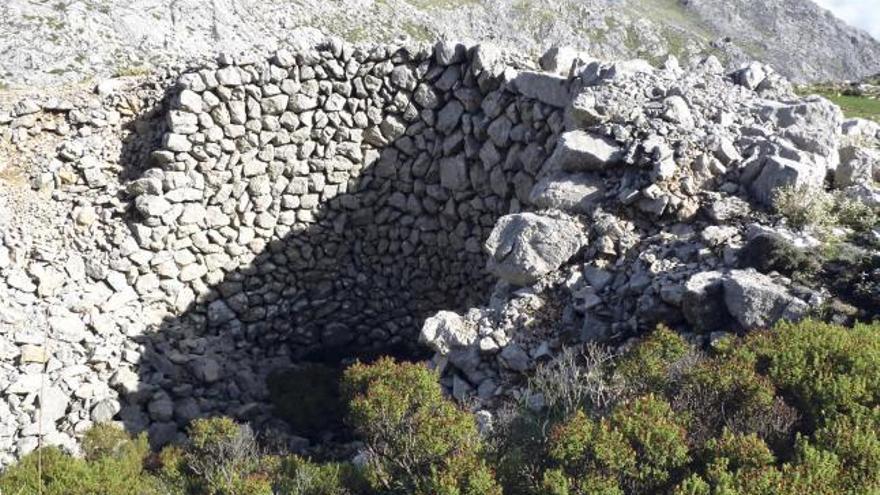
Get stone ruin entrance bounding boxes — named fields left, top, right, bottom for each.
left=120, top=39, right=570, bottom=446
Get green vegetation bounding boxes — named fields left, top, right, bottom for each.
left=114, top=64, right=152, bottom=77
left=798, top=85, right=880, bottom=122
left=342, top=357, right=502, bottom=495
left=0, top=424, right=161, bottom=495
left=773, top=183, right=878, bottom=235
left=3, top=321, right=879, bottom=494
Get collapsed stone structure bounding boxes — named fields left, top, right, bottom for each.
left=132, top=40, right=569, bottom=356
left=1, top=36, right=878, bottom=467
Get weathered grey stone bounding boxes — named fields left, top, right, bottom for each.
left=835, top=146, right=877, bottom=188
left=546, top=131, right=624, bottom=172
left=39, top=386, right=69, bottom=423
left=528, top=172, right=605, bottom=213
left=110, top=368, right=140, bottom=395
left=190, top=357, right=221, bottom=383
left=135, top=194, right=172, bottom=217
left=540, top=45, right=590, bottom=76
left=440, top=154, right=468, bottom=191
left=163, top=133, right=192, bottom=152
left=437, top=100, right=464, bottom=134
left=510, top=71, right=570, bottom=107
left=216, top=66, right=242, bottom=86
left=380, top=115, right=406, bottom=141
left=207, top=299, right=236, bottom=326
left=722, top=269, right=809, bottom=329
left=261, top=94, right=289, bottom=115
left=499, top=344, right=530, bottom=372
left=662, top=95, right=694, bottom=128
left=681, top=271, right=729, bottom=332
left=48, top=315, right=87, bottom=343
left=91, top=399, right=121, bottom=423
left=420, top=311, right=476, bottom=354
left=177, top=90, right=203, bottom=113
left=484, top=212, right=587, bottom=286
left=749, top=154, right=825, bottom=205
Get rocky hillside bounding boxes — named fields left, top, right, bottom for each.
left=0, top=33, right=878, bottom=469
left=1, top=0, right=879, bottom=88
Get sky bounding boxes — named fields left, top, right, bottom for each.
left=811, top=0, right=880, bottom=39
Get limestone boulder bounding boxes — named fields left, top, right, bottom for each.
left=484, top=212, right=587, bottom=286
left=420, top=311, right=476, bottom=354
left=722, top=270, right=809, bottom=329
left=545, top=130, right=624, bottom=172
left=528, top=172, right=605, bottom=213
left=509, top=71, right=571, bottom=108
left=749, top=154, right=825, bottom=205
left=835, top=145, right=878, bottom=188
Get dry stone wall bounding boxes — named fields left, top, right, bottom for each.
left=129, top=40, right=571, bottom=357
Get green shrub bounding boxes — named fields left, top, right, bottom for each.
left=773, top=184, right=879, bottom=235
left=833, top=193, right=879, bottom=232
left=809, top=408, right=880, bottom=491
left=489, top=404, right=553, bottom=495
left=546, top=410, right=635, bottom=494
left=705, top=431, right=776, bottom=472
left=545, top=395, right=690, bottom=494
left=773, top=184, right=837, bottom=232
left=267, top=363, right=344, bottom=436
left=737, top=233, right=820, bottom=278
left=341, top=357, right=501, bottom=495
left=0, top=426, right=159, bottom=495
left=275, top=456, right=369, bottom=495
left=153, top=444, right=192, bottom=494
left=740, top=319, right=880, bottom=429
left=611, top=395, right=691, bottom=492
left=673, top=355, right=796, bottom=449
left=184, top=417, right=272, bottom=495
left=617, top=325, right=692, bottom=394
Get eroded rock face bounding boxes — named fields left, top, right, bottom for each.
left=484, top=212, right=587, bottom=286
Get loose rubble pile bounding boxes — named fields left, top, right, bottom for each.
left=1, top=37, right=878, bottom=468
left=419, top=55, right=880, bottom=406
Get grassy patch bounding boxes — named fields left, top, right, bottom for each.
left=114, top=64, right=152, bottom=77
left=798, top=86, right=880, bottom=122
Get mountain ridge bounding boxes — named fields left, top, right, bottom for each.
left=1, top=0, right=878, bottom=88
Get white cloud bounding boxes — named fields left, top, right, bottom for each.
left=811, top=0, right=880, bottom=39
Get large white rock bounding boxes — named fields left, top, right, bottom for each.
left=722, top=269, right=809, bottom=329
left=835, top=146, right=878, bottom=188
left=546, top=131, right=624, bottom=172
left=484, top=212, right=587, bottom=286
left=420, top=311, right=476, bottom=354
left=758, top=96, right=843, bottom=168
left=749, top=154, right=825, bottom=205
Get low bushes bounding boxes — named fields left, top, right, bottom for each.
left=342, top=357, right=501, bottom=495
left=0, top=424, right=160, bottom=495
left=499, top=319, right=880, bottom=494
left=2, top=320, right=878, bottom=495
